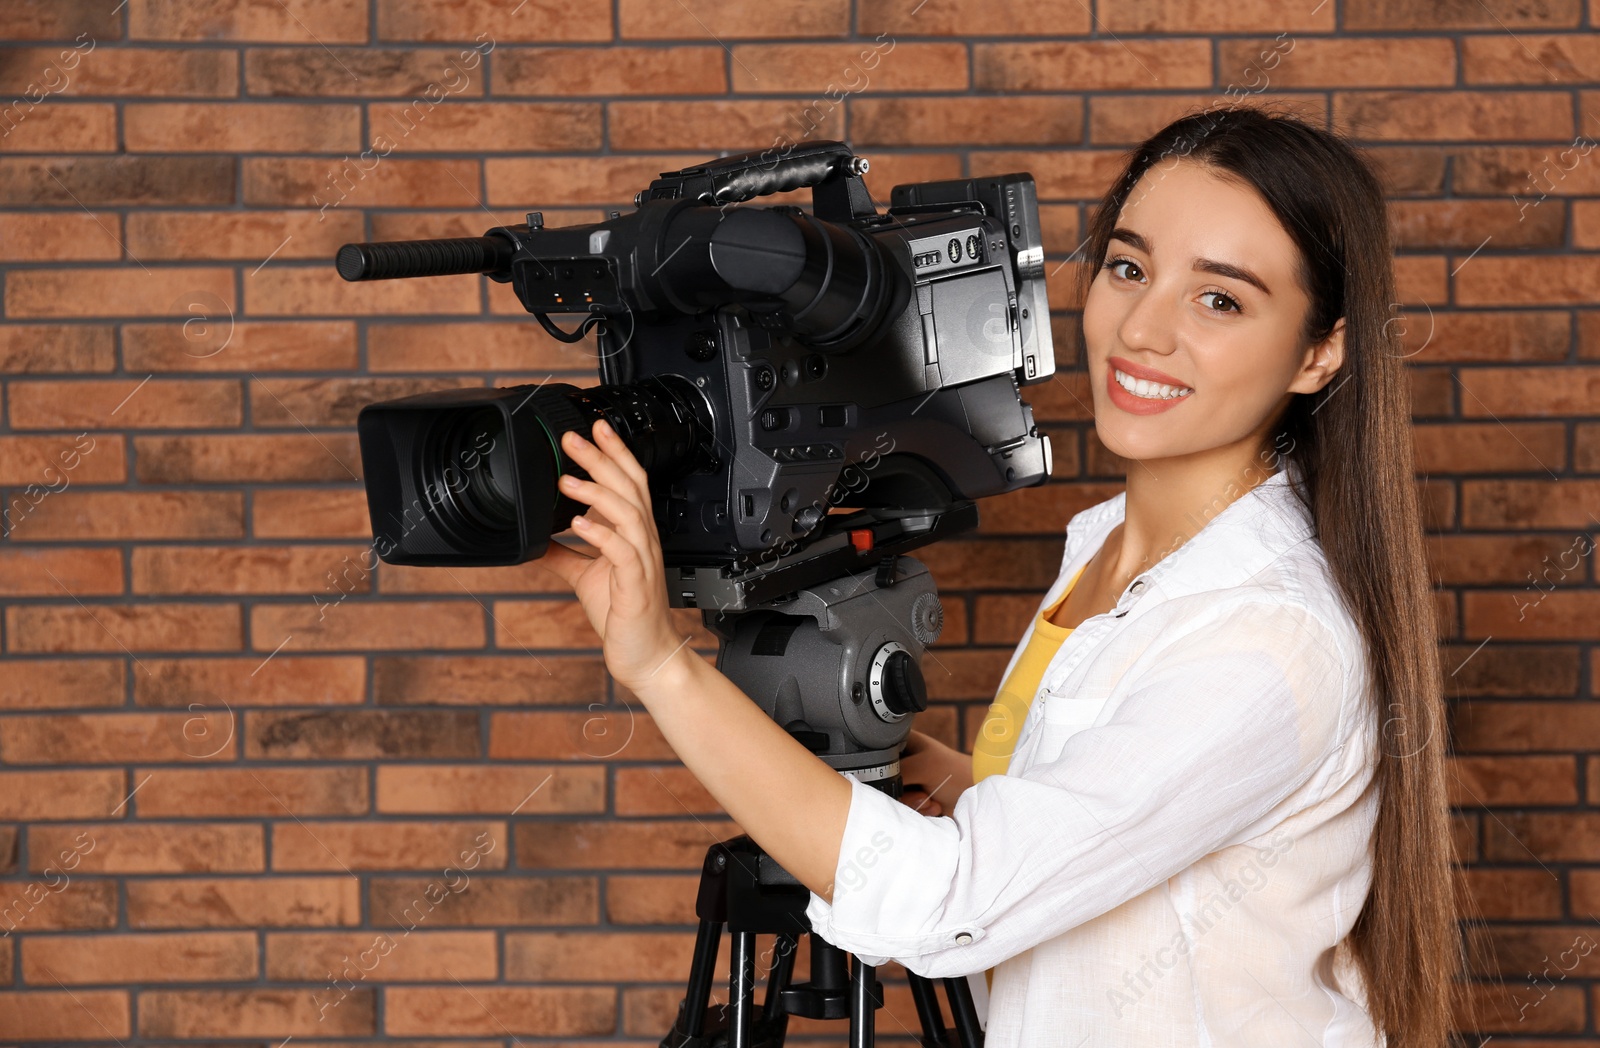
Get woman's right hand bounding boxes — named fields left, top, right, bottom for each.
left=898, top=729, right=976, bottom=817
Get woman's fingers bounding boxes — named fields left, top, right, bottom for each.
left=558, top=472, right=653, bottom=555
left=563, top=425, right=651, bottom=515
left=535, top=537, right=598, bottom=589
left=590, top=417, right=652, bottom=500
left=568, top=513, right=649, bottom=592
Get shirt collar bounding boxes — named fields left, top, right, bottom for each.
left=1059, top=457, right=1316, bottom=607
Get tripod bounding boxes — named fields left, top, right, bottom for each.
left=658, top=507, right=987, bottom=1047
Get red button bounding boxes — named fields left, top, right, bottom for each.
left=849, top=528, right=874, bottom=553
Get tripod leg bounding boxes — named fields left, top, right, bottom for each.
left=906, top=973, right=954, bottom=1047
left=730, top=929, right=757, bottom=1048
left=849, top=953, right=876, bottom=1048
left=678, top=918, right=724, bottom=1039
left=761, top=933, right=799, bottom=1025
left=942, top=976, right=984, bottom=1048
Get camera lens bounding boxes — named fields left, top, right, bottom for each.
left=451, top=408, right=517, bottom=531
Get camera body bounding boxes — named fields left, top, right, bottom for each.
left=346, top=141, right=1055, bottom=578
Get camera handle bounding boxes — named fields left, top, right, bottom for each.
left=638, top=139, right=879, bottom=224
left=658, top=556, right=985, bottom=1048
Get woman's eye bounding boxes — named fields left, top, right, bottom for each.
left=1202, top=290, right=1242, bottom=314
left=1102, top=258, right=1141, bottom=281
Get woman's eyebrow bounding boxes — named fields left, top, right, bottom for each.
left=1109, top=226, right=1273, bottom=297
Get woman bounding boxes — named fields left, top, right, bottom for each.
left=536, top=106, right=1459, bottom=1046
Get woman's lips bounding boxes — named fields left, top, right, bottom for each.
left=1105, top=364, right=1193, bottom=416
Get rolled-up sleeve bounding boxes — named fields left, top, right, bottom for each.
left=803, top=600, right=1354, bottom=978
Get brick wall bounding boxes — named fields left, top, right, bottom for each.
left=0, top=0, right=1597, bottom=1043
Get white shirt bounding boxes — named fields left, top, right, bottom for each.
left=804, top=460, right=1384, bottom=1047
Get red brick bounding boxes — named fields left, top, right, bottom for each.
left=1454, top=701, right=1600, bottom=752
left=123, top=320, right=360, bottom=372
left=125, top=209, right=364, bottom=260
left=138, top=988, right=374, bottom=1038
left=1347, top=0, right=1581, bottom=29
left=131, top=0, right=369, bottom=42
left=250, top=600, right=485, bottom=652
left=0, top=156, right=236, bottom=207
left=1454, top=145, right=1600, bottom=196
left=1457, top=366, right=1600, bottom=416
left=1414, top=422, right=1567, bottom=473
left=507, top=930, right=696, bottom=981
left=0, top=547, right=122, bottom=596
left=127, top=876, right=360, bottom=928
left=605, top=873, right=700, bottom=924
left=369, top=101, right=599, bottom=152
left=515, top=819, right=737, bottom=870
left=272, top=821, right=505, bottom=872
left=370, top=873, right=597, bottom=928
left=0, top=46, right=237, bottom=96
left=1340, top=90, right=1574, bottom=141
left=3, top=1, right=121, bottom=40
left=1449, top=755, right=1578, bottom=806
left=1464, top=480, right=1600, bottom=528
left=136, top=766, right=369, bottom=817
left=132, top=544, right=371, bottom=596
left=490, top=710, right=676, bottom=762
left=974, top=41, right=1209, bottom=91
left=373, top=654, right=607, bottom=706
left=133, top=655, right=365, bottom=708
left=0, top=712, right=237, bottom=764
left=0, top=432, right=123, bottom=486
left=30, top=824, right=264, bottom=874
left=23, top=932, right=257, bottom=984
left=1365, top=146, right=1448, bottom=195
left=735, top=40, right=966, bottom=91
left=377, top=559, right=568, bottom=596
left=253, top=487, right=370, bottom=538
left=860, top=0, right=1090, bottom=34
left=243, top=157, right=481, bottom=209
left=1219, top=37, right=1456, bottom=88
left=0, top=877, right=118, bottom=933
left=0, top=992, right=130, bottom=1041
left=621, top=0, right=843, bottom=36
left=250, top=376, right=479, bottom=427
left=376, top=764, right=604, bottom=814
left=367, top=207, right=575, bottom=240
left=496, top=45, right=724, bottom=95
left=0, top=103, right=117, bottom=153
left=245, top=709, right=480, bottom=760
left=366, top=321, right=590, bottom=372
left=7, top=491, right=244, bottom=541
left=1391, top=197, right=1563, bottom=250
left=0, top=770, right=124, bottom=819
left=1466, top=591, right=1600, bottom=641
left=1426, top=533, right=1584, bottom=585
left=125, top=102, right=361, bottom=152
left=1486, top=813, right=1600, bottom=863
left=489, top=599, right=605, bottom=650
left=615, top=765, right=720, bottom=816
left=1459, top=867, right=1561, bottom=921
left=245, top=265, right=481, bottom=316
left=854, top=97, right=1080, bottom=147
left=5, top=266, right=235, bottom=319
left=246, top=46, right=491, bottom=96
left=1460, top=258, right=1600, bottom=308
left=7, top=603, right=242, bottom=654
left=1089, top=94, right=1327, bottom=146
left=486, top=154, right=703, bottom=207
left=378, top=0, right=608, bottom=40
left=270, top=929, right=500, bottom=981
left=0, top=324, right=116, bottom=372
left=8, top=378, right=241, bottom=429
left=385, top=986, right=612, bottom=1037
left=1579, top=422, right=1600, bottom=472
left=0, top=658, right=122, bottom=710
left=0, top=212, right=122, bottom=261
left=134, top=434, right=362, bottom=484
left=610, top=99, right=844, bottom=151
left=1395, top=310, right=1571, bottom=363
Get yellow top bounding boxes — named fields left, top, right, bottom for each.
left=970, top=563, right=1086, bottom=993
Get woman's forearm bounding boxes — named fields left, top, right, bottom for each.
left=632, top=646, right=855, bottom=905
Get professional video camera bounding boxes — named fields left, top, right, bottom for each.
left=337, top=140, right=1055, bottom=1047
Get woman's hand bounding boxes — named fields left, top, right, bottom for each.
left=533, top=418, right=692, bottom=694
left=897, top=729, right=975, bottom=818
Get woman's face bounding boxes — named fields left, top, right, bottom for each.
left=1081, top=159, right=1344, bottom=466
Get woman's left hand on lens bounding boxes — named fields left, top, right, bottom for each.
left=534, top=418, right=690, bottom=692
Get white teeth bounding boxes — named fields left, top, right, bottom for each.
left=1114, top=368, right=1192, bottom=400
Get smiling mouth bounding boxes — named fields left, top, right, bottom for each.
left=1112, top=367, right=1193, bottom=401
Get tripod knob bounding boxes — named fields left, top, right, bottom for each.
left=874, top=647, right=928, bottom=718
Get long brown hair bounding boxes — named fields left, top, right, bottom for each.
left=1074, top=104, right=1464, bottom=1046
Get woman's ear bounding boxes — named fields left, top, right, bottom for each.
left=1288, top=316, right=1346, bottom=396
